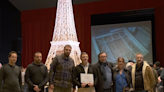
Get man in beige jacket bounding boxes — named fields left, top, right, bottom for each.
left=131, top=53, right=155, bottom=92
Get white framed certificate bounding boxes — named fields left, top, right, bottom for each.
left=80, top=73, right=94, bottom=83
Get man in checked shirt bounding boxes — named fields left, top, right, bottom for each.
left=49, top=45, right=75, bottom=92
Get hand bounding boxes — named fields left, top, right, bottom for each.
left=81, top=83, right=87, bottom=87
left=111, top=82, right=113, bottom=86
left=49, top=84, right=54, bottom=90
left=129, top=88, right=134, bottom=91
left=158, top=76, right=161, bottom=83
left=72, top=88, right=76, bottom=92
left=33, top=85, right=41, bottom=92
left=88, top=83, right=94, bottom=87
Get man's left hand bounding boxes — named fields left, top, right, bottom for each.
left=33, top=85, right=41, bottom=92
left=88, top=83, right=94, bottom=87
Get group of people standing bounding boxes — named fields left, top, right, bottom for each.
left=0, top=44, right=162, bottom=92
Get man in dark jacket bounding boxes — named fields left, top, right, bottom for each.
left=25, top=52, right=49, bottom=92
left=73, top=52, right=97, bottom=92
left=94, top=52, right=113, bottom=92
left=154, top=61, right=162, bottom=76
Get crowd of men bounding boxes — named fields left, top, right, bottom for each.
left=0, top=45, right=164, bottom=92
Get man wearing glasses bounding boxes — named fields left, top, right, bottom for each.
left=131, top=52, right=155, bottom=92
left=94, top=52, right=113, bottom=92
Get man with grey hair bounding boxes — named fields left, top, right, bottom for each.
left=73, top=52, right=97, bottom=92
left=131, top=52, right=155, bottom=92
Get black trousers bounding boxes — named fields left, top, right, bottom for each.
left=103, top=88, right=111, bottom=92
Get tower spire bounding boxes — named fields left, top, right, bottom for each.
left=52, top=0, right=78, bottom=42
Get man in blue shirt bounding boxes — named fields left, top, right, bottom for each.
left=94, top=52, right=113, bottom=92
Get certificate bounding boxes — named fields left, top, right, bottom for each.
left=80, top=73, right=94, bottom=83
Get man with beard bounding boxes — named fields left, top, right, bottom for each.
left=0, top=51, right=23, bottom=92
left=131, top=53, right=155, bottom=92
left=49, top=45, right=75, bottom=92
left=25, top=52, right=48, bottom=92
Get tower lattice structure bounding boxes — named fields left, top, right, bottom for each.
left=45, top=0, right=81, bottom=70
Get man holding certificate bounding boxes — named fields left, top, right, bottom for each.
left=73, top=52, right=97, bottom=92
left=94, top=52, right=113, bottom=92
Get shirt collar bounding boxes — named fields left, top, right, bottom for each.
left=136, top=61, right=143, bottom=68
left=61, top=53, right=70, bottom=60
left=99, top=61, right=108, bottom=66
left=33, top=62, right=43, bottom=66
left=8, top=63, right=15, bottom=67
left=115, top=67, right=127, bottom=72
left=156, top=66, right=160, bottom=70
left=81, top=62, right=89, bottom=67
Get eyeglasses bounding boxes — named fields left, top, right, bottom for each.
left=136, top=57, right=143, bottom=59
left=100, top=56, right=107, bottom=58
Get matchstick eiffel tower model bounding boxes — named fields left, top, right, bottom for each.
left=45, top=0, right=81, bottom=70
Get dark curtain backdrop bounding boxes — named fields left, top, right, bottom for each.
left=21, top=0, right=164, bottom=67
left=1, top=0, right=21, bottom=66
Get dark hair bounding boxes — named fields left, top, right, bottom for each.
left=34, top=51, right=42, bottom=57
left=149, top=63, right=153, bottom=67
left=98, top=52, right=106, bottom=58
left=21, top=66, right=24, bottom=69
left=154, top=61, right=160, bottom=67
left=117, top=57, right=125, bottom=63
left=8, top=51, right=17, bottom=57
left=64, top=45, right=72, bottom=49
left=80, top=52, right=88, bottom=58
left=128, top=60, right=135, bottom=63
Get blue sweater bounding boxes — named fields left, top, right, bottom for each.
left=115, top=70, right=127, bottom=92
